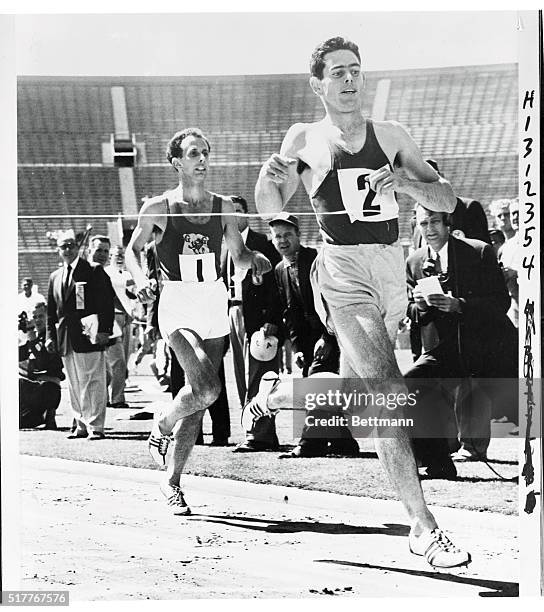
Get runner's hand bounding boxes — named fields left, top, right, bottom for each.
left=368, top=165, right=404, bottom=196
left=135, top=281, right=156, bottom=304
left=251, top=251, right=272, bottom=285
left=262, top=154, right=298, bottom=184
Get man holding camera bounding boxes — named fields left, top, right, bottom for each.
left=19, top=302, right=64, bottom=429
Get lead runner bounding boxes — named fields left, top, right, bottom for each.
left=125, top=127, right=271, bottom=514
left=252, top=36, right=471, bottom=568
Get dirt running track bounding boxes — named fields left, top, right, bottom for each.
left=20, top=455, right=518, bottom=600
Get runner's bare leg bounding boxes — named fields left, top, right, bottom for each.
left=332, top=302, right=437, bottom=534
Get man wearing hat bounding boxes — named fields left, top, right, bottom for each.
left=45, top=229, right=114, bottom=440
left=269, top=212, right=359, bottom=457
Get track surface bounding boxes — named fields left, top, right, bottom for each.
left=20, top=456, right=518, bottom=600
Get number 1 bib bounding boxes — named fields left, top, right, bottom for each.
left=337, top=167, right=399, bottom=223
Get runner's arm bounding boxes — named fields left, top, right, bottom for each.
left=125, top=199, right=164, bottom=302
left=255, top=124, right=304, bottom=216
left=370, top=122, right=456, bottom=213
left=222, top=199, right=272, bottom=278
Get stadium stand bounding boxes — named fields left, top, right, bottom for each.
left=18, top=64, right=518, bottom=291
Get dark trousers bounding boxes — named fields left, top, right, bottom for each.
left=19, top=378, right=61, bottom=428
left=169, top=347, right=231, bottom=443
left=245, top=351, right=280, bottom=445
left=298, top=337, right=358, bottom=454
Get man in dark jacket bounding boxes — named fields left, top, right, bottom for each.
left=405, top=205, right=517, bottom=477
left=46, top=230, right=114, bottom=440
left=270, top=213, right=358, bottom=457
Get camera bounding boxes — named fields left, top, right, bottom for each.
left=18, top=311, right=29, bottom=333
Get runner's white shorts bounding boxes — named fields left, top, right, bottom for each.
left=158, top=279, right=229, bottom=342
left=310, top=242, right=408, bottom=345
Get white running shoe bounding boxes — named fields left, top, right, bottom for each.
left=409, top=528, right=471, bottom=568
left=159, top=481, right=192, bottom=516
left=240, top=371, right=280, bottom=432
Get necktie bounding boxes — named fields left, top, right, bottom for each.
left=434, top=253, right=442, bottom=274
left=287, top=263, right=302, bottom=301
left=63, top=264, right=72, bottom=297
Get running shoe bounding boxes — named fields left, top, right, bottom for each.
left=148, top=421, right=172, bottom=468
left=159, top=481, right=192, bottom=516
left=240, top=371, right=280, bottom=432
left=409, top=528, right=471, bottom=568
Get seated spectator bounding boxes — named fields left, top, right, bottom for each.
left=405, top=205, right=517, bottom=477
left=19, top=303, right=64, bottom=429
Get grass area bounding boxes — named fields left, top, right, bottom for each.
left=19, top=371, right=519, bottom=516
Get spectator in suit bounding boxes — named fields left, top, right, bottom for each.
left=19, top=302, right=64, bottom=429
left=405, top=205, right=517, bottom=477
left=409, top=159, right=490, bottom=364
left=269, top=212, right=359, bottom=458
left=46, top=230, right=114, bottom=440
left=222, top=195, right=283, bottom=452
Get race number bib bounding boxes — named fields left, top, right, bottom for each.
left=179, top=233, right=216, bottom=282
left=337, top=167, right=399, bottom=223
left=179, top=252, right=217, bottom=282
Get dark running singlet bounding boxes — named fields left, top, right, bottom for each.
left=301, top=120, right=399, bottom=245
left=155, top=194, right=224, bottom=282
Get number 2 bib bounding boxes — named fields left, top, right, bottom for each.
left=337, top=167, right=399, bottom=223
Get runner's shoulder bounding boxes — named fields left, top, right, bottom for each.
left=372, top=119, right=410, bottom=139
left=281, top=122, right=315, bottom=157
left=139, top=194, right=168, bottom=218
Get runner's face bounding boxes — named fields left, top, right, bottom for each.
left=178, top=136, right=210, bottom=181
left=318, top=50, right=364, bottom=112
left=416, top=209, right=449, bottom=251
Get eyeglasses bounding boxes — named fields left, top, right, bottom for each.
left=58, top=243, right=76, bottom=250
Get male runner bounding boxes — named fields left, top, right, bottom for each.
left=125, top=127, right=271, bottom=514
left=252, top=36, right=470, bottom=568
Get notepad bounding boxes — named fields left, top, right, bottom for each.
left=416, top=276, right=444, bottom=305
left=81, top=314, right=122, bottom=344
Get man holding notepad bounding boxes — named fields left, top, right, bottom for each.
left=405, top=205, right=517, bottom=478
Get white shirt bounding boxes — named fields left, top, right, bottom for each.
left=17, top=291, right=45, bottom=317
left=105, top=264, right=136, bottom=315
left=227, top=227, right=249, bottom=301
left=499, top=233, right=519, bottom=271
